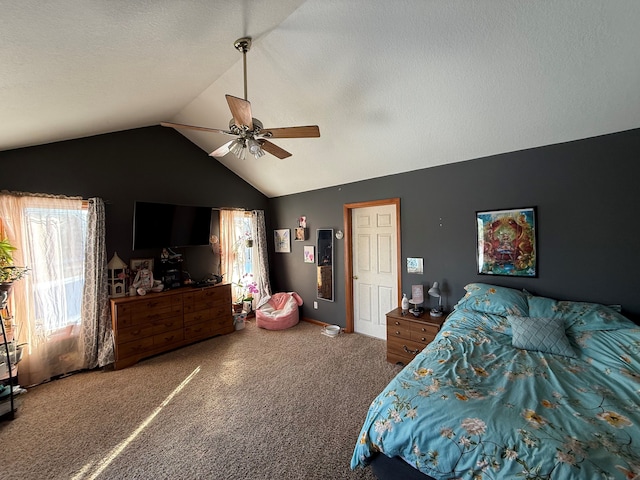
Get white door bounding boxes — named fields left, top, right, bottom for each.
left=352, top=204, right=398, bottom=339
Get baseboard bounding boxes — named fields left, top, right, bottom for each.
left=301, top=317, right=335, bottom=328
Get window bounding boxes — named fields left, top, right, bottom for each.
left=24, top=206, right=88, bottom=333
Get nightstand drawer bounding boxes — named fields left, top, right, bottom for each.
left=387, top=323, right=411, bottom=340
left=386, top=317, right=413, bottom=338
left=408, top=322, right=439, bottom=344
left=387, top=336, right=425, bottom=363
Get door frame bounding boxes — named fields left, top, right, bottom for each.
left=343, top=198, right=401, bottom=333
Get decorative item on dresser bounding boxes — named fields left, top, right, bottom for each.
left=385, top=307, right=445, bottom=365
left=110, top=283, right=233, bottom=369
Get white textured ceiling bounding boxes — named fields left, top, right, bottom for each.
left=2, top=1, right=640, bottom=197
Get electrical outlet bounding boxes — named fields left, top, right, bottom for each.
left=313, top=301, right=318, bottom=309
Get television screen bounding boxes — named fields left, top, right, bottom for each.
left=133, top=201, right=212, bottom=250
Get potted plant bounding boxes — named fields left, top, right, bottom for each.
left=234, top=273, right=259, bottom=313
left=0, top=237, right=29, bottom=291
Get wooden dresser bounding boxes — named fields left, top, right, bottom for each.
left=110, top=283, right=233, bottom=369
left=386, top=307, right=445, bottom=365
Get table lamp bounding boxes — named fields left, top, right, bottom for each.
left=409, top=284, right=424, bottom=316
left=428, top=281, right=443, bottom=317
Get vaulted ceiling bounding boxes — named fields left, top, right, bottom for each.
left=2, top=1, right=640, bottom=197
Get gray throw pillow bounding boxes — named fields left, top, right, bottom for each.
left=508, top=315, right=576, bottom=358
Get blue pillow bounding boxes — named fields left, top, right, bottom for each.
left=527, top=295, right=634, bottom=332
left=508, top=315, right=576, bottom=358
left=454, top=283, right=529, bottom=316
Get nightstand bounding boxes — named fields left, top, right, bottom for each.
left=386, top=307, right=446, bottom=365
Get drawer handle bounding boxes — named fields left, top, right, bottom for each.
left=395, top=331, right=401, bottom=336
left=420, top=337, right=427, bottom=342
left=403, top=345, right=420, bottom=356
left=394, top=321, right=400, bottom=326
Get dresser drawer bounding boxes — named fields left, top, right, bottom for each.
left=387, top=323, right=411, bottom=341
left=117, top=336, right=154, bottom=359
left=184, top=287, right=232, bottom=313
left=153, top=328, right=184, bottom=348
left=184, top=321, right=215, bottom=341
left=387, top=336, right=425, bottom=363
left=386, top=317, right=413, bottom=340
left=150, top=315, right=184, bottom=335
left=131, top=304, right=183, bottom=325
left=184, top=310, right=211, bottom=326
left=116, top=324, right=155, bottom=344
left=408, top=322, right=439, bottom=344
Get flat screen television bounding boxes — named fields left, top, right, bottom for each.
left=133, top=201, right=213, bottom=250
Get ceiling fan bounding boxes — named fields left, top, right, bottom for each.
left=161, top=37, right=320, bottom=160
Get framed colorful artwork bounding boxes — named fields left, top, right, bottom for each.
left=274, top=229, right=291, bottom=253
left=476, top=207, right=537, bottom=277
left=304, top=245, right=315, bottom=263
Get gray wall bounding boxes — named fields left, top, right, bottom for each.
left=270, top=128, right=640, bottom=324
left=0, top=126, right=270, bottom=281
left=3, top=126, right=640, bottom=324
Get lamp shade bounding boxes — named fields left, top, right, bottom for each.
left=410, top=284, right=424, bottom=304
left=428, top=281, right=441, bottom=298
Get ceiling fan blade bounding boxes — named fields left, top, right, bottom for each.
left=225, top=95, right=253, bottom=130
left=261, top=125, right=320, bottom=139
left=209, top=140, right=234, bottom=158
left=261, top=140, right=292, bottom=159
left=161, top=122, right=235, bottom=136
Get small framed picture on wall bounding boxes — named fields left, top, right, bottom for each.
left=304, top=246, right=315, bottom=263
left=274, top=229, right=291, bottom=253
left=295, top=227, right=306, bottom=241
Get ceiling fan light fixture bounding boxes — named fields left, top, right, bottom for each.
left=247, top=138, right=264, bottom=158
left=230, top=138, right=247, bottom=160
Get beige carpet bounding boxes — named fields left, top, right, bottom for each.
left=1, top=319, right=401, bottom=479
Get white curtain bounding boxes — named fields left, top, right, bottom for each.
left=220, top=209, right=270, bottom=307
left=0, top=191, right=112, bottom=386
left=251, top=210, right=271, bottom=307
left=220, top=209, right=246, bottom=302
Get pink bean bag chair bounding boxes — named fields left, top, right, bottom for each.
left=256, top=292, right=303, bottom=330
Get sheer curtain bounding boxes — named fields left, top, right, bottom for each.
left=220, top=209, right=270, bottom=307
left=220, top=209, right=245, bottom=302
left=251, top=210, right=271, bottom=307
left=0, top=191, right=113, bottom=386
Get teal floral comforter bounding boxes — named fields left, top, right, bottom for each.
left=351, top=283, right=640, bottom=479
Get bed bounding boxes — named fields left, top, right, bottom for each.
left=351, top=283, right=640, bottom=479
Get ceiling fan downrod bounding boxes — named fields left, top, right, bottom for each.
left=234, top=37, right=252, bottom=101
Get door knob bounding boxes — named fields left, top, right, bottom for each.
left=352, top=275, right=358, bottom=280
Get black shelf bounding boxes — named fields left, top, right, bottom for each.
left=1, top=290, right=20, bottom=420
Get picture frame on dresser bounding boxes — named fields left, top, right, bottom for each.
left=130, top=257, right=154, bottom=276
